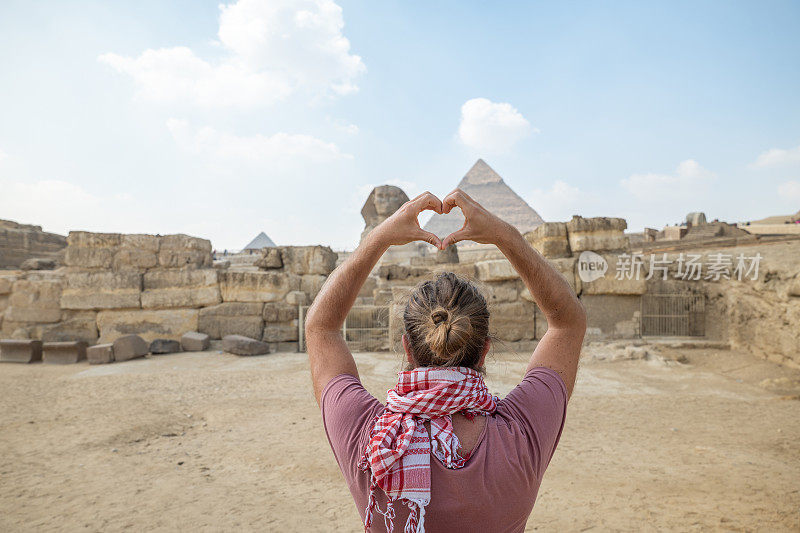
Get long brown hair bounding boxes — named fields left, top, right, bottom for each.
left=403, top=272, right=489, bottom=370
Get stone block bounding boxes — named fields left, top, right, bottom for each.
left=0, top=339, right=42, bottom=363
left=484, top=281, right=519, bottom=303
left=489, top=301, right=536, bottom=341
left=566, top=216, right=629, bottom=253
left=524, top=222, right=572, bottom=258
left=280, top=246, right=337, bottom=275
left=64, top=231, right=121, bottom=268
left=300, top=275, right=327, bottom=300
left=222, top=334, right=270, bottom=356
left=220, top=271, right=301, bottom=303
left=67, top=231, right=122, bottom=248
left=198, top=302, right=264, bottom=339
left=580, top=254, right=647, bottom=295
left=60, top=270, right=141, bottom=310
left=41, top=312, right=99, bottom=343
left=141, top=269, right=220, bottom=309
left=42, top=341, right=87, bottom=364
left=112, top=334, right=148, bottom=361
left=87, top=343, right=114, bottom=364
left=262, top=324, right=299, bottom=342
left=254, top=248, right=282, bottom=270
left=285, top=291, right=307, bottom=306
left=0, top=276, right=14, bottom=295
left=97, top=309, right=199, bottom=343
left=158, top=234, right=212, bottom=268
left=149, top=338, right=182, bottom=355
left=263, top=302, right=298, bottom=323
left=475, top=260, right=518, bottom=282
left=579, top=294, right=641, bottom=338
left=181, top=331, right=210, bottom=352
left=4, top=306, right=62, bottom=323
left=113, top=234, right=159, bottom=270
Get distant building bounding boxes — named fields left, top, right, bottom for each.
left=423, top=159, right=544, bottom=243
left=243, top=232, right=276, bottom=251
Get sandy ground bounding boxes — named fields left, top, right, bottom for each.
left=1, top=344, right=799, bottom=532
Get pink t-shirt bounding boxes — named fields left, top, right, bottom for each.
left=321, top=367, right=568, bottom=533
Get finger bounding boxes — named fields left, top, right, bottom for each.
left=442, top=188, right=471, bottom=214
left=415, top=229, right=442, bottom=249
left=411, top=191, right=443, bottom=214
left=441, top=227, right=470, bottom=249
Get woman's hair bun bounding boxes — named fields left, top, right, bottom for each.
left=430, top=307, right=450, bottom=325
left=425, top=305, right=472, bottom=362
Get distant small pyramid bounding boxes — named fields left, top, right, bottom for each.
left=243, top=232, right=276, bottom=250
left=423, top=160, right=544, bottom=241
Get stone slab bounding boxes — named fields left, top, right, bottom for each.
left=60, top=271, right=141, bottom=310
left=112, top=334, right=148, bottom=361
left=149, top=338, right=182, bottom=355
left=222, top=334, right=270, bottom=356
left=181, top=331, right=210, bottom=352
left=43, top=341, right=87, bottom=364
left=475, top=260, right=519, bottom=282
left=0, top=339, right=43, bottom=363
left=96, top=309, right=199, bottom=344
left=87, top=343, right=114, bottom=364
left=220, top=271, right=300, bottom=303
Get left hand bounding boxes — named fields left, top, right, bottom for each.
left=373, top=191, right=443, bottom=248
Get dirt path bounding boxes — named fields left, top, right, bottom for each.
left=1, top=347, right=798, bottom=532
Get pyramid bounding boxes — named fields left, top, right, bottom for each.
left=243, top=232, right=276, bottom=250
left=423, top=159, right=544, bottom=241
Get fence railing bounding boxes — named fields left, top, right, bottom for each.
left=640, top=294, right=705, bottom=337
left=299, top=305, right=392, bottom=352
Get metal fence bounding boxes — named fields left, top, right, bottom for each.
left=299, top=305, right=392, bottom=352
left=640, top=294, right=705, bottom=337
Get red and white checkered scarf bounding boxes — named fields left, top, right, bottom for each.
left=358, top=366, right=497, bottom=533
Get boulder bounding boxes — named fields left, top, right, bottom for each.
left=198, top=303, right=264, bottom=339
left=42, top=341, right=87, bottom=364
left=181, top=331, right=211, bottom=352
left=279, top=246, right=337, bottom=275
left=112, top=334, right=148, bottom=361
left=222, top=335, right=270, bottom=356
left=60, top=270, right=141, bottom=310
left=149, top=338, right=182, bottom=355
left=0, top=339, right=43, bottom=363
left=219, top=271, right=301, bottom=303
left=141, top=269, right=220, bottom=309
left=254, top=248, right=283, bottom=270
left=87, top=343, right=114, bottom=365
left=96, top=309, right=199, bottom=343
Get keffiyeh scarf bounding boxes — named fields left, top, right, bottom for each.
left=358, top=366, right=497, bottom=533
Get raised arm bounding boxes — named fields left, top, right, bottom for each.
left=441, top=189, right=586, bottom=397
left=305, top=192, right=443, bottom=405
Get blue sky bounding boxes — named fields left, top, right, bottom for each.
left=1, top=0, right=798, bottom=250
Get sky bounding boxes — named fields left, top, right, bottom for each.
left=0, top=0, right=798, bottom=251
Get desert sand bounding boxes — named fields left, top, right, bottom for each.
left=1, top=345, right=799, bottom=532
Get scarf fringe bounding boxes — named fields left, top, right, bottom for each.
left=363, top=483, right=427, bottom=533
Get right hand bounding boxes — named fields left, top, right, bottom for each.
left=373, top=191, right=444, bottom=248
left=440, top=189, right=514, bottom=248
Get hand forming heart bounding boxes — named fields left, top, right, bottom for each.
left=375, top=189, right=509, bottom=250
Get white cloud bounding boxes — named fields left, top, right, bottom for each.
left=529, top=180, right=595, bottom=221
left=99, top=0, right=365, bottom=107
left=458, top=98, right=534, bottom=153
left=778, top=180, right=800, bottom=201
left=166, top=118, right=351, bottom=162
left=621, top=159, right=716, bottom=201
left=751, top=144, right=800, bottom=168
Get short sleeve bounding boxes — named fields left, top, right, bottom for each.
left=320, top=374, right=384, bottom=478
left=496, top=367, right=568, bottom=478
